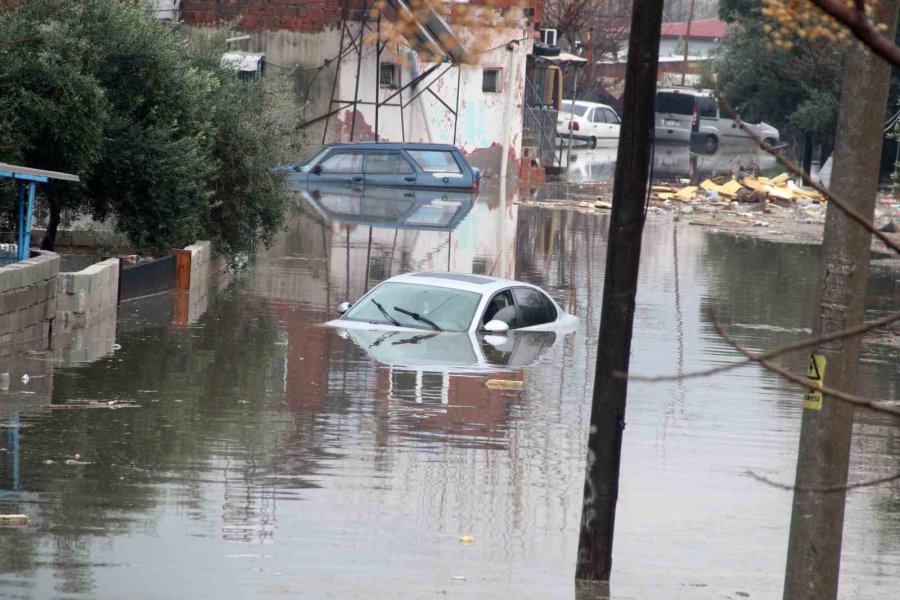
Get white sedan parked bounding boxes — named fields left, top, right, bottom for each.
left=557, top=100, right=621, bottom=148
left=326, top=273, right=577, bottom=334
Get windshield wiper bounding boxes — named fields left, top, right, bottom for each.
left=371, top=299, right=401, bottom=326
left=393, top=306, right=442, bottom=331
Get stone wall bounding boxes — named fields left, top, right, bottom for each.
left=0, top=250, right=59, bottom=357
left=56, top=258, right=120, bottom=329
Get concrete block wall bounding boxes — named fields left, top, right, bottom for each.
left=56, top=258, right=120, bottom=330
left=184, top=241, right=212, bottom=297
left=0, top=250, right=60, bottom=357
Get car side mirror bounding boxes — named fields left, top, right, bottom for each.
left=311, top=165, right=323, bottom=175
left=337, top=301, right=350, bottom=314
left=484, top=319, right=509, bottom=333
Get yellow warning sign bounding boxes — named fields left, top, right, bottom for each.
left=803, top=354, right=827, bottom=411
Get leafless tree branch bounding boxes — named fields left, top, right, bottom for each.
left=622, top=312, right=900, bottom=383
left=746, top=468, right=900, bottom=493
left=710, top=310, right=900, bottom=419
left=715, top=92, right=900, bottom=256
left=810, top=0, right=900, bottom=67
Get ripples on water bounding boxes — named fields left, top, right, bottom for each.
left=0, top=189, right=897, bottom=599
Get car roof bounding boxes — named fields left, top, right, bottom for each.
left=382, top=272, right=543, bottom=295
left=657, top=87, right=712, bottom=97
left=563, top=100, right=614, bottom=110
left=318, top=142, right=461, bottom=152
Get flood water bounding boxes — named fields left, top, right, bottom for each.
left=1, top=183, right=898, bottom=599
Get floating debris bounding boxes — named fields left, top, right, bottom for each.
left=485, top=380, right=524, bottom=391
left=0, top=514, right=29, bottom=527
left=459, top=535, right=475, bottom=544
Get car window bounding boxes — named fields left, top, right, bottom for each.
left=341, top=282, right=481, bottom=332
left=319, top=151, right=363, bottom=173
left=697, top=97, right=718, bottom=119
left=561, top=102, right=589, bottom=117
left=366, top=152, right=415, bottom=174
left=539, top=291, right=558, bottom=321
left=513, top=287, right=552, bottom=327
left=591, top=109, right=605, bottom=123
left=602, top=108, right=620, bottom=124
left=482, top=290, right=514, bottom=326
left=407, top=150, right=462, bottom=174
left=298, top=147, right=330, bottom=172
left=656, top=92, right=695, bottom=115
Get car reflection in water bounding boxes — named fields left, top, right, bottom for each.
left=339, top=327, right=560, bottom=374
left=294, top=182, right=475, bottom=232
left=566, top=141, right=778, bottom=184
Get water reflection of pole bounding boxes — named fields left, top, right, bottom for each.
left=364, top=226, right=373, bottom=292
left=671, top=225, right=685, bottom=407
left=345, top=227, right=350, bottom=301
left=576, top=0, right=664, bottom=581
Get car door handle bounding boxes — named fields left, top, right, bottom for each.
left=351, top=176, right=364, bottom=182
left=404, top=176, right=415, bottom=182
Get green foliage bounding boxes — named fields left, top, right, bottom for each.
left=0, top=0, right=290, bottom=259
left=715, top=11, right=842, bottom=144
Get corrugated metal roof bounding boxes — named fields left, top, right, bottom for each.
left=660, top=19, right=727, bottom=39
left=0, top=163, right=80, bottom=182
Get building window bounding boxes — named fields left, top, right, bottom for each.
left=380, top=62, right=398, bottom=88
left=482, top=68, right=501, bottom=93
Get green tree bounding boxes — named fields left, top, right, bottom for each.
left=0, top=0, right=290, bottom=259
left=716, top=0, right=842, bottom=151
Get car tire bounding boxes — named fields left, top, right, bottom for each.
left=704, top=135, right=718, bottom=154
left=588, top=136, right=598, bottom=149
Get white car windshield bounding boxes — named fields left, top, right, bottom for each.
left=342, top=283, right=482, bottom=332
left=561, top=102, right=589, bottom=117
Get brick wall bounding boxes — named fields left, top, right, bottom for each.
left=56, top=258, right=120, bottom=330
left=180, top=0, right=347, bottom=31
left=0, top=251, right=59, bottom=357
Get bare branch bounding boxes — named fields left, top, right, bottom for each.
left=622, top=311, right=900, bottom=383
left=746, top=469, right=900, bottom=493
left=716, top=92, right=900, bottom=256
left=810, top=0, right=900, bottom=67
left=710, top=311, right=900, bottom=419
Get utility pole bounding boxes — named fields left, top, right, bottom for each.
left=782, top=1, right=899, bottom=598
left=680, top=0, right=696, bottom=86
left=575, top=0, right=664, bottom=582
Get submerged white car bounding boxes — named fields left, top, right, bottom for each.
left=326, top=273, right=578, bottom=334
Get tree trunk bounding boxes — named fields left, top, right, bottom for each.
left=782, top=0, right=899, bottom=597
left=802, top=131, right=813, bottom=176
left=40, top=199, right=60, bottom=252
left=575, top=0, right=664, bottom=582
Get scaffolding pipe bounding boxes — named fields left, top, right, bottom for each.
left=499, top=41, right=519, bottom=181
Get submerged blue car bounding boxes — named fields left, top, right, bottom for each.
left=281, top=142, right=481, bottom=192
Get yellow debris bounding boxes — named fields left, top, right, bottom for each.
left=699, top=179, right=721, bottom=192
left=765, top=185, right=795, bottom=201
left=485, top=379, right=523, bottom=391
left=657, top=192, right=674, bottom=201
left=674, top=186, right=698, bottom=201
left=0, top=515, right=28, bottom=527
left=741, top=177, right=768, bottom=192
left=719, top=179, right=744, bottom=198
left=769, top=173, right=790, bottom=186
left=652, top=185, right=678, bottom=193
left=459, top=535, right=475, bottom=543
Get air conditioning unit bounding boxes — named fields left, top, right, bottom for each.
left=540, top=28, right=558, bottom=47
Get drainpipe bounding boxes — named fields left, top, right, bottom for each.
left=499, top=40, right=520, bottom=181
left=408, top=51, right=434, bottom=142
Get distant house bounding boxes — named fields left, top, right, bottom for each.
left=658, top=19, right=726, bottom=57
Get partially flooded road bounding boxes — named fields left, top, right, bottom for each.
left=1, top=187, right=898, bottom=599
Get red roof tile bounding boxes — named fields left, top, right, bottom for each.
left=660, top=19, right=727, bottom=39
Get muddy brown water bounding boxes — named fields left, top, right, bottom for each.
left=0, top=188, right=897, bottom=599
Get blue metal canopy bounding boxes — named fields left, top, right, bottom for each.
left=0, top=163, right=79, bottom=263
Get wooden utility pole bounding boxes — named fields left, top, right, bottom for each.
left=680, top=0, right=696, bottom=86
left=782, top=1, right=899, bottom=598
left=575, top=0, right=665, bottom=582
